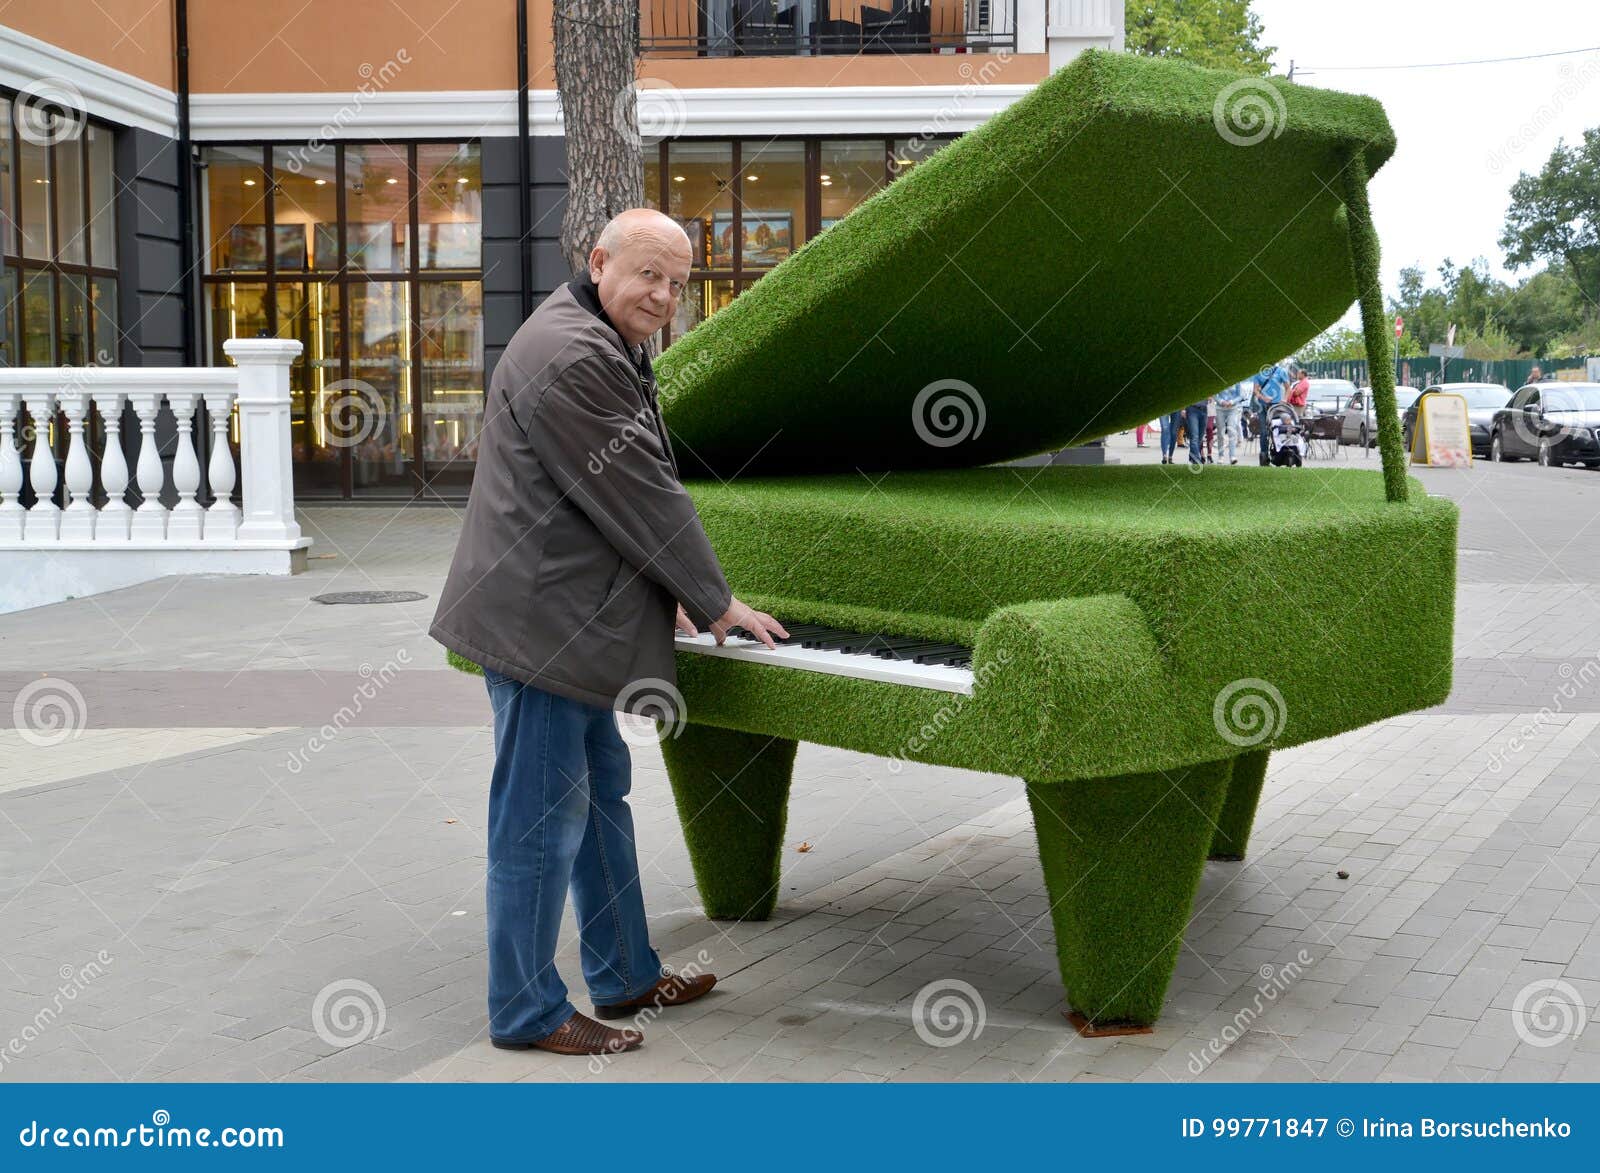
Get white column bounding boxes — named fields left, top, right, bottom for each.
left=202, top=387, right=241, bottom=543
left=223, top=338, right=304, bottom=544
left=165, top=390, right=204, bottom=541
left=94, top=391, right=132, bottom=541
left=0, top=392, right=24, bottom=540
left=57, top=389, right=97, bottom=541
left=126, top=389, right=169, bottom=541
left=21, top=392, right=59, bottom=543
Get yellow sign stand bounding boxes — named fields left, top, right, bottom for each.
left=1409, top=393, right=1473, bottom=467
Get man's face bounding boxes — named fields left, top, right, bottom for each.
left=592, top=230, right=692, bottom=347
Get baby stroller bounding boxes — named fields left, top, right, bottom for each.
left=1266, top=403, right=1305, bottom=467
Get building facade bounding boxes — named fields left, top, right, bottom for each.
left=1, top=1, right=1123, bottom=501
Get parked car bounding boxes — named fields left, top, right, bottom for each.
left=1489, top=381, right=1600, bottom=467
left=1302, top=378, right=1357, bottom=418
left=1400, top=383, right=1511, bottom=457
left=1341, top=385, right=1421, bottom=447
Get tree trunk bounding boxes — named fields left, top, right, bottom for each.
left=552, top=0, right=644, bottom=277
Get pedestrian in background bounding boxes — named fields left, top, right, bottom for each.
left=1215, top=380, right=1244, bottom=464
left=1185, top=399, right=1208, bottom=466
left=1159, top=408, right=1182, bottom=464
left=1253, top=361, right=1290, bottom=465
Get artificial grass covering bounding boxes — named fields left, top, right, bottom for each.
left=666, top=465, right=1455, bottom=782
left=655, top=48, right=1395, bottom=477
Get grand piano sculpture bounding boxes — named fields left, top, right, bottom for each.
left=452, top=51, right=1457, bottom=1032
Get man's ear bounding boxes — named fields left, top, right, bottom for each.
left=588, top=246, right=607, bottom=283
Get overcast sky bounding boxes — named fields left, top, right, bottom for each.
left=1252, top=0, right=1600, bottom=309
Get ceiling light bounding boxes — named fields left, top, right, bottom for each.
left=746, top=174, right=758, bottom=181
left=314, top=178, right=327, bottom=185
left=457, top=177, right=469, bottom=184
left=673, top=175, right=685, bottom=182
left=385, top=177, right=399, bottom=185
left=243, top=178, right=256, bottom=186
left=819, top=173, right=830, bottom=181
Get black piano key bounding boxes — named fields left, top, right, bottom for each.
left=801, top=631, right=866, bottom=649
left=911, top=644, right=971, bottom=664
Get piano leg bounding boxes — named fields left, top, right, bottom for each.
left=1209, top=749, right=1269, bottom=862
left=661, top=723, right=799, bottom=922
left=1025, top=759, right=1232, bottom=1029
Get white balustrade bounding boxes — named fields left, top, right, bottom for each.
left=0, top=341, right=310, bottom=613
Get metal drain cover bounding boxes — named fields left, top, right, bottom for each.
left=311, top=590, right=428, bottom=605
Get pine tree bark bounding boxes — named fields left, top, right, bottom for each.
left=552, top=0, right=644, bottom=276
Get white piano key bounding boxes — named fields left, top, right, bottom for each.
left=673, top=632, right=974, bottom=695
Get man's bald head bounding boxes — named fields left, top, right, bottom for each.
left=589, top=209, right=694, bottom=347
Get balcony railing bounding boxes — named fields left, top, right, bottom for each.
left=640, top=1, right=1018, bottom=57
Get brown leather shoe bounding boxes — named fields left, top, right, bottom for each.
left=491, top=1011, right=642, bottom=1055
left=593, top=971, right=717, bottom=1020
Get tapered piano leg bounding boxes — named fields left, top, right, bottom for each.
left=1209, top=749, right=1270, bottom=861
left=1025, top=760, right=1231, bottom=1029
left=660, top=723, right=798, bottom=922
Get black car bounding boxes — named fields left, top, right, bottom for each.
left=1489, top=382, right=1600, bottom=468
left=1401, top=383, right=1510, bottom=458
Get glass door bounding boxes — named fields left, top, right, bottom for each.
left=347, top=280, right=415, bottom=493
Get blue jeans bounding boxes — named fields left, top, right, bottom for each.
left=483, top=670, right=663, bottom=1042
left=1158, top=411, right=1182, bottom=459
left=1185, top=405, right=1207, bottom=463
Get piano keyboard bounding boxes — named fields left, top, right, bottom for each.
left=674, top=622, right=975, bottom=695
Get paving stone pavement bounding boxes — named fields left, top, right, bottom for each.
left=3, top=439, right=1599, bottom=1083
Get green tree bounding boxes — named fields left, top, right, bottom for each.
left=1500, top=128, right=1600, bottom=314
left=1124, top=1, right=1275, bottom=74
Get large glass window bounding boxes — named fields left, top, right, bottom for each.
left=645, top=135, right=953, bottom=347
left=202, top=140, right=484, bottom=499
left=0, top=96, right=118, bottom=369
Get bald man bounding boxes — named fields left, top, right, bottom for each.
left=431, top=210, right=785, bottom=1057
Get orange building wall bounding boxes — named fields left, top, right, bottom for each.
left=3, top=1, right=176, bottom=89
left=7, top=0, right=1045, bottom=96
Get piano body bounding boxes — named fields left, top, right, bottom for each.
left=452, top=50, right=1457, bottom=1031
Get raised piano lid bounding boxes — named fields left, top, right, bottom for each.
left=656, top=49, right=1395, bottom=479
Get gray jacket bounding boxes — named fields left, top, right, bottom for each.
left=429, top=277, right=732, bottom=709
